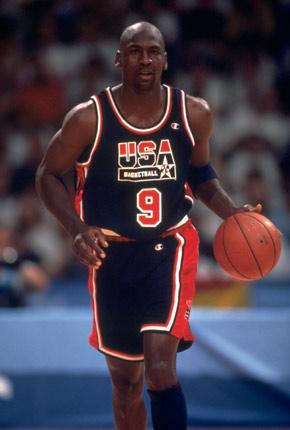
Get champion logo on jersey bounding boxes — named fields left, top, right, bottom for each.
left=170, top=122, right=180, bottom=130
left=154, top=243, right=164, bottom=251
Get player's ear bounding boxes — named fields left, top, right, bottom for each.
left=163, top=51, right=168, bottom=71
left=115, top=50, right=121, bottom=68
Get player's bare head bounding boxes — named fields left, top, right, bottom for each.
left=119, top=21, right=165, bottom=51
left=116, top=21, right=168, bottom=85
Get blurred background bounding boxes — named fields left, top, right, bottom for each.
left=0, top=0, right=290, bottom=428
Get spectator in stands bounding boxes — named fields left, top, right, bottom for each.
left=0, top=225, right=48, bottom=307
left=0, top=0, right=289, bottom=284
left=16, top=189, right=71, bottom=278
left=223, top=135, right=284, bottom=209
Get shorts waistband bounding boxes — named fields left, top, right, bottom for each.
left=102, top=216, right=191, bottom=243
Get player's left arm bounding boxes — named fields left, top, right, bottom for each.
left=186, top=95, right=261, bottom=219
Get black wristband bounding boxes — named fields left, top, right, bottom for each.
left=187, top=163, right=218, bottom=189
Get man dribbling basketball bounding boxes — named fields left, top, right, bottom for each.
left=36, top=21, right=261, bottom=430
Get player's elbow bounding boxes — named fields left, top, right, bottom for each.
left=35, top=164, right=45, bottom=197
left=35, top=163, right=53, bottom=200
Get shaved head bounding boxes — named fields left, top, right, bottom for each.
left=115, top=21, right=168, bottom=90
left=120, top=21, right=165, bottom=50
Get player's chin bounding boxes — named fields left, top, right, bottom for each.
left=134, top=74, right=155, bottom=90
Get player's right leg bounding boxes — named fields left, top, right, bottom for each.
left=105, top=356, right=147, bottom=430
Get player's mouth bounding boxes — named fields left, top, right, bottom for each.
left=138, top=68, right=153, bottom=75
left=138, top=71, right=154, bottom=80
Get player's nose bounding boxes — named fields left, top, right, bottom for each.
left=140, top=51, right=152, bottom=64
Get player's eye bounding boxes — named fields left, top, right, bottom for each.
left=129, top=48, right=139, bottom=55
left=151, top=48, right=161, bottom=55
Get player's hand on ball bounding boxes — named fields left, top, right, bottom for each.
left=72, top=226, right=109, bottom=268
left=237, top=203, right=263, bottom=214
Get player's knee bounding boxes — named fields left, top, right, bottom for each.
left=145, top=360, right=177, bottom=391
left=111, top=373, right=144, bottom=402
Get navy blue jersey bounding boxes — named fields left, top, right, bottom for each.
left=75, top=85, right=195, bottom=240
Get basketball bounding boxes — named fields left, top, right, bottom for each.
left=213, top=212, right=282, bottom=281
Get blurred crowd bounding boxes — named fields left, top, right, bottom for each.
left=1, top=0, right=290, bottom=305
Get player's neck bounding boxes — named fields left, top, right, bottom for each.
left=114, top=83, right=165, bottom=115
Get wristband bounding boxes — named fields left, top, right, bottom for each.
left=187, top=163, right=218, bottom=189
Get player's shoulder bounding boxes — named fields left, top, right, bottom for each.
left=185, top=94, right=212, bottom=118
left=182, top=94, right=213, bottom=132
left=61, top=100, right=97, bottom=146
left=64, top=100, right=96, bottom=128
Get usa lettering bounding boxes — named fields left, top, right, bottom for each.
left=119, top=140, right=174, bottom=168
left=118, top=139, right=177, bottom=182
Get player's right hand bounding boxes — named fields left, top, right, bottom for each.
left=72, top=226, right=109, bottom=269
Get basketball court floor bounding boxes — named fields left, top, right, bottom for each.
left=65, top=426, right=283, bottom=429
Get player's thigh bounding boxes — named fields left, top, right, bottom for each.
left=106, top=355, right=145, bottom=395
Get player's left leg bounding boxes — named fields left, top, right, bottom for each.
left=144, top=332, right=187, bottom=430
left=106, top=356, right=147, bottom=430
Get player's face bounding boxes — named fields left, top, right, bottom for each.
left=116, top=31, right=168, bottom=91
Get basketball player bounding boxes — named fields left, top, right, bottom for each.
left=36, top=22, right=261, bottom=430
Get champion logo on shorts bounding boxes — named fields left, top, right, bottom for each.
left=154, top=243, right=164, bottom=251
left=170, top=122, right=180, bottom=130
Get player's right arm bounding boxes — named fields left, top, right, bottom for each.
left=35, top=102, right=108, bottom=268
left=186, top=95, right=262, bottom=219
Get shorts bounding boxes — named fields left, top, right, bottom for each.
left=87, top=220, right=199, bottom=361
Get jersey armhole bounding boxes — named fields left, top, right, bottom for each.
left=180, top=90, right=195, bottom=149
left=76, top=95, right=103, bottom=166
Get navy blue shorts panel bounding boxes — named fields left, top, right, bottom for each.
left=88, top=222, right=199, bottom=361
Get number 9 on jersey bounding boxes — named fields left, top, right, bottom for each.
left=136, top=188, right=162, bottom=227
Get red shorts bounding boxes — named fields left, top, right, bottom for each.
left=87, top=220, right=199, bottom=361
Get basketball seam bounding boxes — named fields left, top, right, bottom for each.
left=233, top=214, right=264, bottom=278
left=240, top=213, right=277, bottom=273
left=221, top=222, right=251, bottom=280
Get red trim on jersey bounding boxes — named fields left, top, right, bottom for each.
left=74, top=165, right=88, bottom=221
left=105, top=85, right=172, bottom=135
left=181, top=90, right=195, bottom=149
left=89, top=267, right=144, bottom=361
left=76, top=95, right=103, bottom=167
left=161, top=218, right=191, bottom=238
left=184, top=182, right=194, bottom=206
left=74, top=96, right=103, bottom=220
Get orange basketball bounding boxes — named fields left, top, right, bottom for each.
left=213, top=212, right=282, bottom=281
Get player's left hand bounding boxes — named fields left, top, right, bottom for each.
left=238, top=203, right=263, bottom=213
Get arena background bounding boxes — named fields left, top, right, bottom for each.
left=0, top=0, right=290, bottom=428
